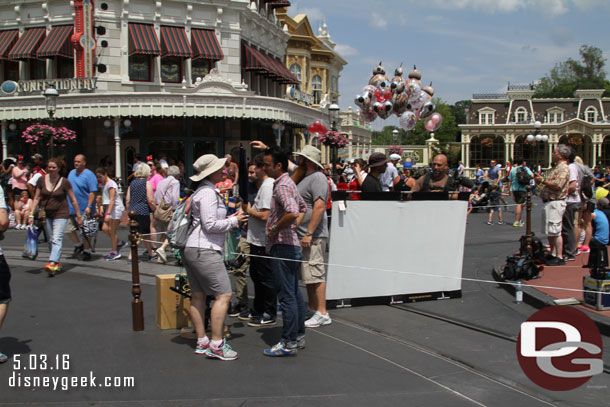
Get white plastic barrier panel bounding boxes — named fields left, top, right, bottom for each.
left=327, top=199, right=467, bottom=300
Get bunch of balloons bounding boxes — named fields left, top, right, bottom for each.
left=307, top=120, right=327, bottom=135
left=354, top=62, right=443, bottom=132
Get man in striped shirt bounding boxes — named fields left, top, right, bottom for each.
left=262, top=148, right=307, bottom=357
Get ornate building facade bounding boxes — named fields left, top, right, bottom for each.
left=0, top=0, right=328, bottom=181
left=459, top=85, right=610, bottom=170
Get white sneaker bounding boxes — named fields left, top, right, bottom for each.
left=305, top=311, right=332, bottom=328
left=156, top=248, right=167, bottom=264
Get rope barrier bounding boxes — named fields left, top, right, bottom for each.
left=228, top=251, right=610, bottom=296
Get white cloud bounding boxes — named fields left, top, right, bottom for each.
left=425, top=15, right=444, bottom=22
left=421, top=0, right=569, bottom=17
left=369, top=12, right=388, bottom=30
left=335, top=43, right=359, bottom=57
left=550, top=27, right=573, bottom=47
left=298, top=7, right=325, bottom=23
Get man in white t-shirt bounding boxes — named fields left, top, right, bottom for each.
left=379, top=154, right=400, bottom=191
left=245, top=153, right=276, bottom=326
left=562, top=149, right=581, bottom=261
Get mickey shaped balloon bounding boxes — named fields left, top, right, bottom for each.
left=418, top=101, right=435, bottom=120
left=424, top=112, right=443, bottom=132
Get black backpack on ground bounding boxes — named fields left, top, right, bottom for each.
left=499, top=253, right=541, bottom=281
left=519, top=233, right=545, bottom=263
left=516, top=166, right=532, bottom=186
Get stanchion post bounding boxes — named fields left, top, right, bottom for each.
left=129, top=211, right=144, bottom=331
left=524, top=185, right=533, bottom=256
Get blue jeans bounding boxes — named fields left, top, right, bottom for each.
left=46, top=218, right=68, bottom=263
left=270, top=244, right=305, bottom=346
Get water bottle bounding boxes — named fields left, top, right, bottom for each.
left=515, top=281, right=523, bottom=304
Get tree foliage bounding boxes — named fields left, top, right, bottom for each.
left=534, top=45, right=609, bottom=98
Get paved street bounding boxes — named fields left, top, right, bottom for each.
left=1, top=197, right=609, bottom=406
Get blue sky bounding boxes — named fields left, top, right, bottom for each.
left=288, top=0, right=610, bottom=129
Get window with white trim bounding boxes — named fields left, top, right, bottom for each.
left=290, top=63, right=302, bottom=81
left=585, top=106, right=598, bottom=123
left=478, top=109, right=495, bottom=125
left=515, top=107, right=528, bottom=123
left=312, top=74, right=322, bottom=105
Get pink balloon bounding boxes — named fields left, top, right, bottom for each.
left=425, top=120, right=436, bottom=132
left=425, top=113, right=443, bottom=131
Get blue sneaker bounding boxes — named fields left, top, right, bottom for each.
left=117, top=240, right=127, bottom=252
left=263, top=341, right=297, bottom=357
left=204, top=340, right=238, bottom=361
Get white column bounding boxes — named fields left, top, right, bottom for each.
left=348, top=135, right=353, bottom=160
left=1, top=121, right=7, bottom=160
left=113, top=117, right=122, bottom=182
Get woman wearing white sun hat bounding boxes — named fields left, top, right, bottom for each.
left=182, top=154, right=247, bottom=361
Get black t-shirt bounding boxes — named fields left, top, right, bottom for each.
left=361, top=174, right=383, bottom=193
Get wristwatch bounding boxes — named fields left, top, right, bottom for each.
left=305, top=232, right=313, bottom=237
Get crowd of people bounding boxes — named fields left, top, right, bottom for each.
left=1, top=142, right=609, bottom=364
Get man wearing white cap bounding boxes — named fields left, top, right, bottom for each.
left=380, top=153, right=401, bottom=191
left=293, top=145, right=332, bottom=329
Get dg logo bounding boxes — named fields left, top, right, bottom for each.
left=517, top=306, right=603, bottom=391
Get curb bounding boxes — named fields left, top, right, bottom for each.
left=496, top=267, right=610, bottom=337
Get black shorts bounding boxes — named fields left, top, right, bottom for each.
left=136, top=214, right=151, bottom=235
left=12, top=187, right=25, bottom=198
left=512, top=190, right=527, bottom=204
left=0, top=255, right=11, bottom=304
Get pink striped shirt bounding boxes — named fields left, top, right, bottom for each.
left=266, top=172, right=306, bottom=253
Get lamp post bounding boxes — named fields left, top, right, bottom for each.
left=104, top=118, right=132, bottom=194
left=43, top=86, right=59, bottom=159
left=526, top=120, right=548, bottom=170
left=392, top=128, right=399, bottom=144
left=328, top=103, right=340, bottom=179
left=272, top=121, right=285, bottom=147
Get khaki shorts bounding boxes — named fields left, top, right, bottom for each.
left=300, top=237, right=327, bottom=284
left=64, top=216, right=79, bottom=234
left=543, top=200, right=566, bottom=237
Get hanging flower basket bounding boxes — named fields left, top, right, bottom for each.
left=388, top=145, right=403, bottom=156
left=21, top=123, right=77, bottom=148
left=480, top=137, right=494, bottom=148
left=317, top=131, right=349, bottom=148
left=567, top=136, right=583, bottom=145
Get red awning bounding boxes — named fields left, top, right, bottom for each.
left=191, top=28, right=223, bottom=61
left=270, top=56, right=299, bottom=84
left=37, top=25, right=74, bottom=58
left=242, top=43, right=270, bottom=73
left=128, top=23, right=160, bottom=56
left=0, top=30, right=18, bottom=60
left=7, top=27, right=46, bottom=60
left=160, top=26, right=191, bottom=58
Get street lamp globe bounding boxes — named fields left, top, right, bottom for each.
left=123, top=119, right=132, bottom=128
left=535, top=134, right=542, bottom=141
left=328, top=103, right=340, bottom=130
left=392, top=129, right=399, bottom=142
left=43, top=86, right=59, bottom=119
left=533, top=120, right=542, bottom=130
left=541, top=135, right=548, bottom=142
left=527, top=134, right=535, bottom=142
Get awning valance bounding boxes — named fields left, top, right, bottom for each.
left=191, top=28, right=223, bottom=61
left=0, top=30, right=18, bottom=60
left=8, top=27, right=45, bottom=60
left=37, top=25, right=74, bottom=59
left=160, top=26, right=191, bottom=58
left=128, top=23, right=160, bottom=56
left=266, top=0, right=291, bottom=8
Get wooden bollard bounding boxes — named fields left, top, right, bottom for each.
left=129, top=211, right=144, bottom=331
left=524, top=185, right=533, bottom=256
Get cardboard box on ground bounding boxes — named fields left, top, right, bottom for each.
left=156, top=274, right=191, bottom=330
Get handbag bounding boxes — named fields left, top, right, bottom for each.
left=22, top=226, right=39, bottom=260
left=153, top=182, right=174, bottom=223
